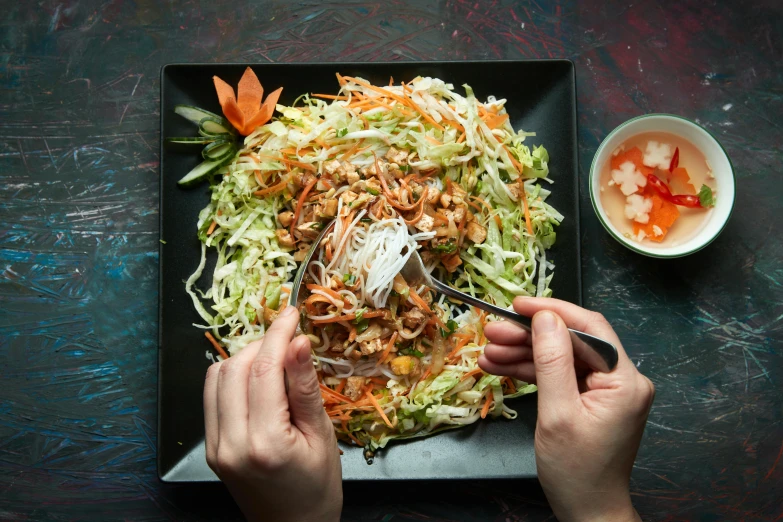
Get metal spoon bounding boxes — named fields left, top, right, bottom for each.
left=288, top=219, right=618, bottom=373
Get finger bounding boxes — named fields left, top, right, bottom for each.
left=513, top=297, right=633, bottom=369
left=248, top=306, right=301, bottom=435
left=478, top=355, right=536, bottom=383
left=285, top=334, right=332, bottom=441
left=483, top=342, right=533, bottom=364
left=215, top=340, right=262, bottom=446
left=484, top=320, right=530, bottom=346
left=531, top=311, right=580, bottom=412
left=204, top=361, right=222, bottom=467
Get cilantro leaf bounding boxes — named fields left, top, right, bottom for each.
left=699, top=185, right=715, bottom=207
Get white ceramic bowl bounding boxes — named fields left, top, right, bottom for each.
left=589, top=114, right=735, bottom=258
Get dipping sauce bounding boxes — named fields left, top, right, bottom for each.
left=599, top=132, right=716, bottom=246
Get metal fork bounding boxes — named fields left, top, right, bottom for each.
left=289, top=219, right=618, bottom=373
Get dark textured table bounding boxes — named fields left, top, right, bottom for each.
left=1, top=1, right=781, bottom=520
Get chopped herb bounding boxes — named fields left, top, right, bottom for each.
left=400, top=165, right=411, bottom=172
left=401, top=347, right=425, bottom=357
left=337, top=128, right=348, bottom=138
left=698, top=184, right=715, bottom=207
left=498, top=169, right=511, bottom=183
left=310, top=222, right=325, bottom=230
left=343, top=273, right=357, bottom=285
left=366, top=187, right=380, bottom=196
left=355, top=318, right=369, bottom=334
left=353, top=308, right=367, bottom=322
left=433, top=240, right=457, bottom=254
left=440, top=319, right=459, bottom=338
left=360, top=217, right=373, bottom=223
left=474, top=180, right=484, bottom=194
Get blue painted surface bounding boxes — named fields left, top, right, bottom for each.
left=0, top=0, right=780, bottom=520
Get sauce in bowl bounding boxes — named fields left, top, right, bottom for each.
left=598, top=132, right=717, bottom=247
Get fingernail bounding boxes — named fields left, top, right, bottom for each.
left=279, top=306, right=297, bottom=317
left=296, top=338, right=312, bottom=364
left=533, top=311, right=557, bottom=333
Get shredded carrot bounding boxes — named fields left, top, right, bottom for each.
left=504, top=377, right=517, bottom=394
left=408, top=288, right=432, bottom=314
left=448, top=336, right=472, bottom=360
left=313, top=136, right=329, bottom=149
left=457, top=131, right=466, bottom=144
left=339, top=138, right=365, bottom=162
left=207, top=220, right=217, bottom=236
left=402, top=189, right=428, bottom=225
left=335, top=379, right=347, bottom=394
left=469, top=195, right=503, bottom=230
left=205, top=332, right=229, bottom=360
left=311, top=93, right=348, bottom=100
left=376, top=332, right=399, bottom=366
left=312, top=310, right=386, bottom=325
left=503, top=144, right=526, bottom=175
left=366, top=391, right=394, bottom=428
left=400, top=81, right=446, bottom=131
left=460, top=367, right=484, bottom=382
left=325, top=242, right=333, bottom=262
left=253, top=179, right=288, bottom=197
left=305, top=284, right=347, bottom=304
left=320, top=383, right=354, bottom=404
left=290, top=177, right=318, bottom=239
left=480, top=396, right=492, bottom=419
left=389, top=76, right=394, bottom=87
left=425, top=135, right=443, bottom=146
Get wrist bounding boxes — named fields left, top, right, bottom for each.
left=553, top=494, right=639, bottom=522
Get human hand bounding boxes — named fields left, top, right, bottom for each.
left=479, top=298, right=654, bottom=522
left=204, top=306, right=343, bottom=522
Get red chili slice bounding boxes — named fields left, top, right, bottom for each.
left=668, top=147, right=680, bottom=173
left=646, top=173, right=702, bottom=208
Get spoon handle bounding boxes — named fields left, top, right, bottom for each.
left=431, top=279, right=618, bottom=373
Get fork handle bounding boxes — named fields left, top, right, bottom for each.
left=430, top=279, right=618, bottom=373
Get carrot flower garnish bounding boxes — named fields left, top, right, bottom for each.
left=213, top=67, right=282, bottom=136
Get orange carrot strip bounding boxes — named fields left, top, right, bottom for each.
left=457, top=131, right=466, bottom=144
left=480, top=396, right=492, bottom=419
left=408, top=288, right=432, bottom=314
left=207, top=220, right=217, bottom=236
left=376, top=332, right=399, bottom=366
left=305, top=284, right=344, bottom=303
left=460, top=367, right=484, bottom=382
left=425, top=135, right=443, bottom=146
left=469, top=195, right=503, bottom=230
left=205, top=332, right=229, bottom=360
left=505, top=377, right=517, bottom=394
left=312, top=310, right=386, bottom=325
left=290, top=177, right=318, bottom=239
left=253, top=179, right=288, bottom=197
left=365, top=391, right=393, bottom=428
left=320, top=383, right=354, bottom=404
left=335, top=379, right=347, bottom=394
left=312, top=93, right=348, bottom=100
left=339, top=139, right=365, bottom=163
left=346, top=76, right=445, bottom=131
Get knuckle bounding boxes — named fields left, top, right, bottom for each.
left=250, top=353, right=277, bottom=380
left=537, top=410, right=572, bottom=439
left=205, top=362, right=222, bottom=381
left=588, top=311, right=609, bottom=328
left=248, top=442, right=285, bottom=472
left=533, top=347, right=569, bottom=373
left=215, top=447, right=240, bottom=477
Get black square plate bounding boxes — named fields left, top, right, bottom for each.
left=159, top=61, right=580, bottom=482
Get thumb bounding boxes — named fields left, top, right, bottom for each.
left=284, top=335, right=331, bottom=439
left=532, top=311, right=580, bottom=414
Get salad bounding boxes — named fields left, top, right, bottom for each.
left=168, top=68, right=563, bottom=454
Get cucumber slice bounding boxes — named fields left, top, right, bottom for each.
left=165, top=136, right=219, bottom=145
left=174, top=105, right=223, bottom=125
left=177, top=152, right=236, bottom=187
left=201, top=141, right=235, bottom=161
left=199, top=117, right=234, bottom=136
